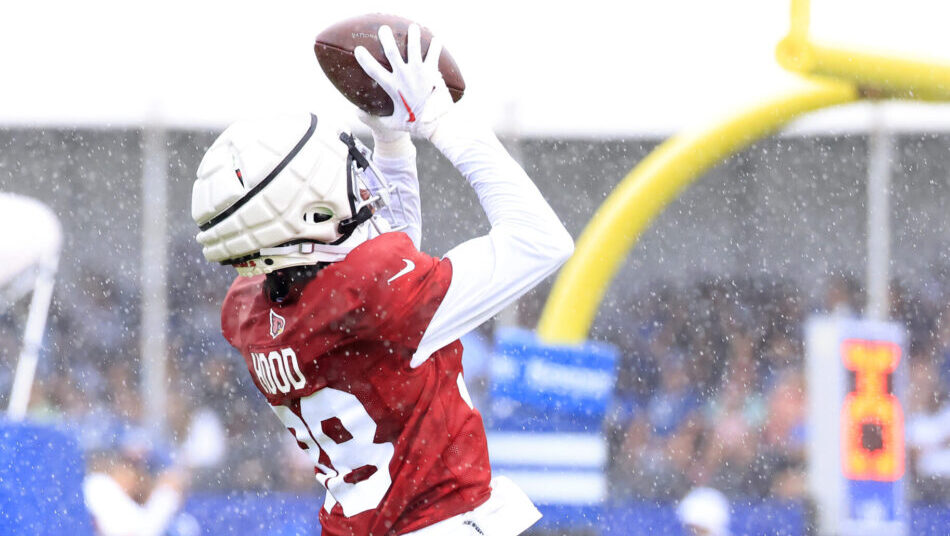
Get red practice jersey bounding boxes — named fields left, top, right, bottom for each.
left=220, top=232, right=492, bottom=535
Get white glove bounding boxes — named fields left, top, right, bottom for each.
left=358, top=110, right=408, bottom=144
left=354, top=23, right=454, bottom=139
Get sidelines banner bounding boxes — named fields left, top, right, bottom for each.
left=486, top=328, right=617, bottom=509
left=487, top=431, right=607, bottom=505
left=489, top=327, right=617, bottom=432
left=805, top=316, right=907, bottom=536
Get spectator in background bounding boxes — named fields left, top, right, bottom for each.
left=646, top=345, right=697, bottom=437
left=701, top=373, right=762, bottom=496
left=761, top=370, right=805, bottom=453
left=824, top=273, right=862, bottom=317
left=907, top=349, right=950, bottom=501
left=677, top=486, right=731, bottom=536
left=614, top=413, right=693, bottom=501
left=930, top=303, right=950, bottom=386
left=70, top=268, right=138, bottom=363
left=83, top=448, right=196, bottom=536
left=758, top=369, right=807, bottom=499
left=759, top=334, right=800, bottom=388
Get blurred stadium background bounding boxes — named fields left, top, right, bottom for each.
left=3, top=1, right=950, bottom=535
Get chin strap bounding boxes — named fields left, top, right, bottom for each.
left=337, top=205, right=375, bottom=237
left=259, top=241, right=354, bottom=261
left=233, top=217, right=390, bottom=277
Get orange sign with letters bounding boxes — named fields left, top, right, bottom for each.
left=840, top=339, right=904, bottom=482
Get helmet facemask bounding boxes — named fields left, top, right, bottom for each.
left=335, top=132, right=408, bottom=239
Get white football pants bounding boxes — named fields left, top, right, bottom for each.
left=403, top=476, right=541, bottom=536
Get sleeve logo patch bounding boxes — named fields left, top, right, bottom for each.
left=270, top=309, right=286, bottom=339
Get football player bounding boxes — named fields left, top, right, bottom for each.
left=191, top=23, right=573, bottom=536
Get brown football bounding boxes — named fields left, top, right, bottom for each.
left=314, top=14, right=465, bottom=116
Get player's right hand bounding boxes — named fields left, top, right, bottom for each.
left=358, top=110, right=408, bottom=145
left=354, top=24, right=453, bottom=139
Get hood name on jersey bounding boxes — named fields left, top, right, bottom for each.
left=250, top=347, right=307, bottom=395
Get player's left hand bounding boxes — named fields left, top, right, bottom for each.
left=354, top=23, right=453, bottom=139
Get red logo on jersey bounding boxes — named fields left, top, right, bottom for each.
left=269, top=309, right=286, bottom=339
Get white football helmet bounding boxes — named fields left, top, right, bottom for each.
left=192, top=112, right=406, bottom=276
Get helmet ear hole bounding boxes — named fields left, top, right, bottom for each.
left=303, top=206, right=334, bottom=224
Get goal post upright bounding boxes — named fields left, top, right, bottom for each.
left=536, top=79, right=857, bottom=343
left=537, top=0, right=950, bottom=342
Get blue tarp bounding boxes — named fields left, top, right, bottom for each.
left=178, top=496, right=950, bottom=535
left=184, top=492, right=322, bottom=536
left=179, top=496, right=808, bottom=535
left=4, top=422, right=950, bottom=535
left=0, top=420, right=94, bottom=536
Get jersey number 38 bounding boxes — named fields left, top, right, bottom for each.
left=272, top=388, right=396, bottom=516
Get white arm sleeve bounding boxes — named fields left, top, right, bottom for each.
left=412, top=113, right=574, bottom=366
left=372, top=134, right=422, bottom=248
